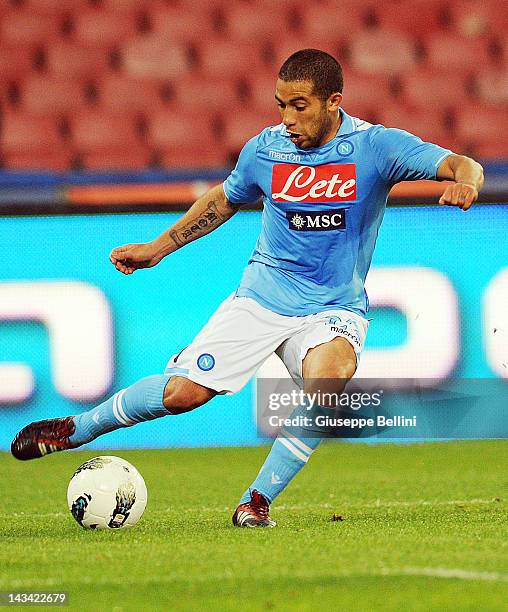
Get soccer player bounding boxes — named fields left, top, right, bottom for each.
left=12, top=49, right=483, bottom=527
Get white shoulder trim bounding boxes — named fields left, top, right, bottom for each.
left=352, top=117, right=373, bottom=132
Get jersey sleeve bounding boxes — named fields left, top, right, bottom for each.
left=369, top=125, right=453, bottom=184
left=223, top=134, right=263, bottom=205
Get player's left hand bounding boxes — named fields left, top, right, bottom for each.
left=438, top=182, right=478, bottom=210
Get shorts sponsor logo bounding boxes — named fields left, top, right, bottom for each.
left=272, top=164, right=356, bottom=203
left=268, top=150, right=302, bottom=162
left=326, top=316, right=360, bottom=347
left=197, top=353, right=215, bottom=371
left=286, top=209, right=346, bottom=231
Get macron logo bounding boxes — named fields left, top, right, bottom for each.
left=272, top=164, right=356, bottom=203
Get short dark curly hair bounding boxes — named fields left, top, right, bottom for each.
left=278, top=49, right=344, bottom=100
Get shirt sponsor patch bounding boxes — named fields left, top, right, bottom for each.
left=286, top=209, right=346, bottom=231
left=272, top=164, right=356, bottom=203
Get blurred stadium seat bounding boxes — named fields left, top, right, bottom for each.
left=297, top=2, right=366, bottom=45
left=120, top=36, right=191, bottom=80
left=224, top=4, right=291, bottom=42
left=372, top=0, right=448, bottom=36
left=349, top=29, right=418, bottom=75
left=401, top=69, right=468, bottom=109
left=73, top=10, right=139, bottom=46
left=80, top=148, right=152, bottom=171
left=0, top=10, right=60, bottom=45
left=21, top=76, right=87, bottom=115
left=423, top=33, right=493, bottom=69
left=46, top=43, right=112, bottom=78
left=148, top=109, right=225, bottom=167
left=71, top=111, right=142, bottom=155
left=341, top=71, right=393, bottom=121
left=0, top=46, right=34, bottom=83
left=0, top=112, right=68, bottom=169
left=149, top=5, right=215, bottom=41
left=454, top=105, right=508, bottom=144
left=195, top=39, right=264, bottom=78
left=21, top=0, right=89, bottom=13
left=97, top=75, right=164, bottom=114
left=222, top=110, right=280, bottom=154
left=475, top=68, right=508, bottom=105
left=447, top=0, right=508, bottom=37
left=148, top=110, right=215, bottom=150
left=174, top=75, right=241, bottom=112
left=378, top=104, right=450, bottom=145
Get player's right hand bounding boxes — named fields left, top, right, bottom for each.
left=109, top=243, right=163, bottom=275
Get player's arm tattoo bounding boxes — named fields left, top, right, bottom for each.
left=169, top=200, right=228, bottom=247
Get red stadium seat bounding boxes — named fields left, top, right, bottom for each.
left=349, top=29, right=418, bottom=75
left=222, top=110, right=281, bottom=153
left=372, top=0, right=448, bottom=37
left=0, top=10, right=60, bottom=45
left=2, top=150, right=72, bottom=171
left=195, top=39, right=264, bottom=78
left=46, top=43, right=111, bottom=78
left=100, top=0, right=146, bottom=11
left=473, top=136, right=508, bottom=160
left=297, top=2, right=366, bottom=45
left=147, top=111, right=215, bottom=150
left=447, top=0, right=508, bottom=37
left=21, top=76, right=86, bottom=115
left=341, top=71, right=393, bottom=120
left=1, top=112, right=63, bottom=152
left=148, top=110, right=225, bottom=168
left=244, top=72, right=278, bottom=114
left=149, top=6, right=215, bottom=41
left=224, top=4, right=291, bottom=42
left=73, top=10, right=138, bottom=46
left=159, top=146, right=227, bottom=169
left=423, top=33, right=492, bottom=70
left=22, top=0, right=89, bottom=13
left=80, top=148, right=152, bottom=170
left=0, top=46, right=34, bottom=82
left=120, top=36, right=191, bottom=80
left=401, top=69, right=467, bottom=109
left=174, top=75, right=241, bottom=112
left=377, top=104, right=450, bottom=145
left=454, top=105, right=508, bottom=143
left=475, top=68, right=508, bottom=105
left=71, top=111, right=141, bottom=150
left=97, top=75, right=164, bottom=113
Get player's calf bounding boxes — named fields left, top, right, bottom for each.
left=162, top=377, right=216, bottom=414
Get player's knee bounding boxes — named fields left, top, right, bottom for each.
left=304, top=360, right=356, bottom=397
left=162, top=377, right=215, bottom=414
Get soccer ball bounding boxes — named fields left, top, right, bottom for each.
left=67, top=456, right=147, bottom=530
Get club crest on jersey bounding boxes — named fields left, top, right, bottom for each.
left=286, top=209, right=346, bottom=231
left=272, top=164, right=356, bottom=203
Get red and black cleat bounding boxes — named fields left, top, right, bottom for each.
left=232, top=489, right=276, bottom=528
left=11, top=417, right=77, bottom=461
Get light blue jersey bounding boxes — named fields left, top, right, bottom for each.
left=223, top=109, right=451, bottom=316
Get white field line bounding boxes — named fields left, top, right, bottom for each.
left=381, top=567, right=508, bottom=583
left=0, top=567, right=506, bottom=590
left=0, top=497, right=503, bottom=519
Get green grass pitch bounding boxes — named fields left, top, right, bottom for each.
left=1, top=441, right=507, bottom=611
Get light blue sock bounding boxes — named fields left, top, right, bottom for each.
left=240, top=403, right=332, bottom=504
left=70, top=375, right=171, bottom=445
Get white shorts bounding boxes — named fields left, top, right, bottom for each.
left=164, top=293, right=368, bottom=394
